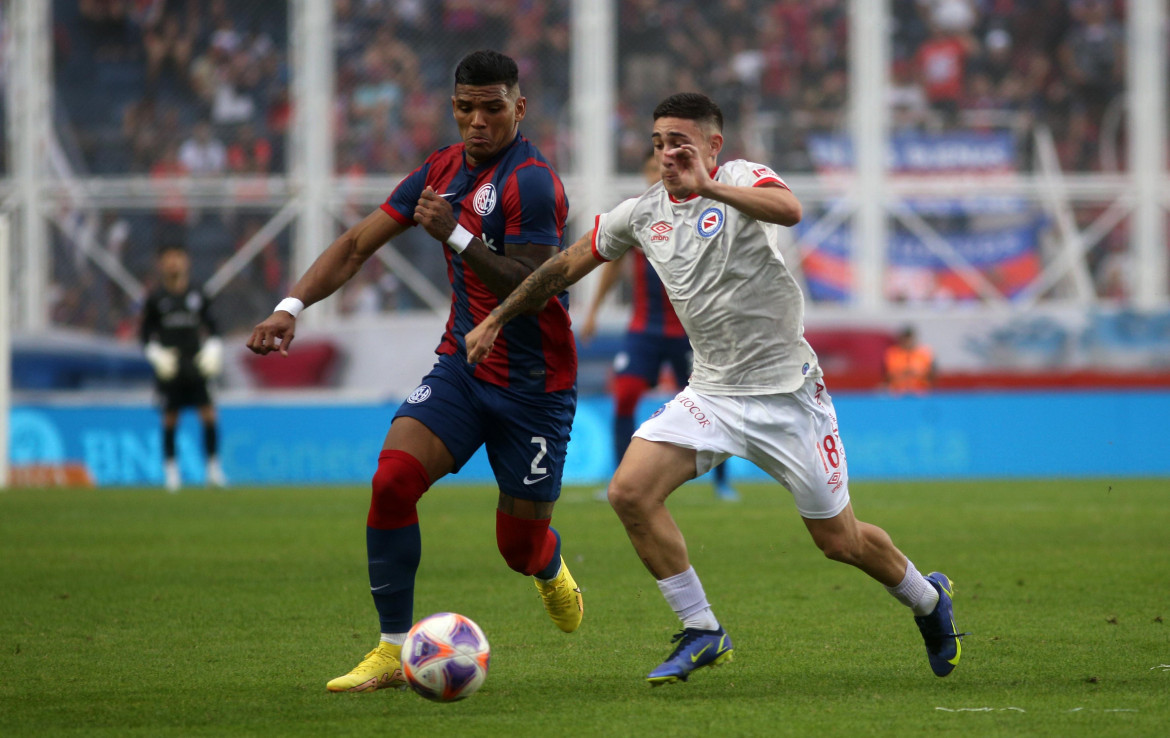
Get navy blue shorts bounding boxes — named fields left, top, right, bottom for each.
left=393, top=354, right=577, bottom=502
left=614, top=332, right=692, bottom=387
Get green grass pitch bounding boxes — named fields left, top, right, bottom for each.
left=2, top=478, right=1167, bottom=737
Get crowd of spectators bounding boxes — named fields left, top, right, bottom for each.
left=48, top=0, right=1142, bottom=181
left=614, top=0, right=1130, bottom=174
left=892, top=0, right=1128, bottom=173
left=50, top=0, right=290, bottom=335
left=331, top=0, right=571, bottom=175
left=58, top=0, right=288, bottom=177
left=41, top=0, right=1146, bottom=335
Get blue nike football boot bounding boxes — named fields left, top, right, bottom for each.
left=646, top=626, right=734, bottom=685
left=914, top=572, right=963, bottom=677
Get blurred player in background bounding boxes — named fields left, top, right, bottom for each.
left=578, top=149, right=737, bottom=501
left=247, top=50, right=583, bottom=693
left=467, top=92, right=963, bottom=686
left=883, top=325, right=936, bottom=395
left=140, top=244, right=226, bottom=493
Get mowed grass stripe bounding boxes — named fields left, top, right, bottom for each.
left=1, top=479, right=1167, bottom=737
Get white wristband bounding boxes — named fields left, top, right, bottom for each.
left=274, top=297, right=304, bottom=318
left=446, top=224, right=475, bottom=253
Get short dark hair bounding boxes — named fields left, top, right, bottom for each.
left=454, top=49, right=519, bottom=89
left=652, top=92, right=724, bottom=132
left=157, top=243, right=186, bottom=257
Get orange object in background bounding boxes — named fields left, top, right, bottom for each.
left=884, top=327, right=936, bottom=395
left=9, top=463, right=95, bottom=488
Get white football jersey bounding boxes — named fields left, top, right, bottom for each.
left=592, top=159, right=820, bottom=395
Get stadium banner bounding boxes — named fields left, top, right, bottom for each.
left=806, top=131, right=1020, bottom=181
left=801, top=131, right=1039, bottom=302
left=9, top=390, right=1170, bottom=486
left=803, top=220, right=1045, bottom=303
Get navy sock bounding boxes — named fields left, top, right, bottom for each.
left=713, top=461, right=727, bottom=484
left=367, top=523, right=421, bottom=633
left=163, top=426, right=176, bottom=459
left=534, top=526, right=562, bottom=580
left=203, top=422, right=218, bottom=457
left=614, top=414, right=635, bottom=466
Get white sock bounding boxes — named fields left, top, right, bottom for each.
left=380, top=632, right=407, bottom=646
left=886, top=560, right=939, bottom=616
left=657, top=567, right=720, bottom=631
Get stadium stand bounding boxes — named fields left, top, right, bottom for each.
left=22, top=0, right=1167, bottom=394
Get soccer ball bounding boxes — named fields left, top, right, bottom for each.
left=401, top=612, right=490, bottom=702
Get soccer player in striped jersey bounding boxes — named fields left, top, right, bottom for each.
left=248, top=50, right=583, bottom=693
left=579, top=150, right=736, bottom=501
left=467, top=92, right=962, bottom=686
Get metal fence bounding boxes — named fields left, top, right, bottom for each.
left=3, top=0, right=1168, bottom=339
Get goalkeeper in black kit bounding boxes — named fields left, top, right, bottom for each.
left=140, top=244, right=227, bottom=492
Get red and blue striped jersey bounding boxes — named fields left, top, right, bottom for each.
left=629, top=248, right=686, bottom=338
left=381, top=134, right=575, bottom=393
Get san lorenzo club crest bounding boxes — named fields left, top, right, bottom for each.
left=407, top=385, right=432, bottom=404
left=472, top=183, right=497, bottom=216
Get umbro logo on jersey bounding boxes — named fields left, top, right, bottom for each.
left=650, top=220, right=672, bottom=242
left=407, top=385, right=431, bottom=404
left=696, top=207, right=724, bottom=238
left=472, top=183, right=497, bottom=216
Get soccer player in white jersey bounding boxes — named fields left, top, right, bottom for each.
left=465, top=92, right=963, bottom=685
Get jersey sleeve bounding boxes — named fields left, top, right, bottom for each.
left=592, top=197, right=640, bottom=262
left=502, top=163, right=567, bottom=247
left=380, top=163, right=429, bottom=226
left=732, top=159, right=790, bottom=191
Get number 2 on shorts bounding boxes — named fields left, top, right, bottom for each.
left=529, top=436, right=548, bottom=475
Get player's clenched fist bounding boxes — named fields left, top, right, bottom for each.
left=247, top=311, right=296, bottom=356
left=415, top=187, right=459, bottom=243
left=464, top=315, right=501, bottom=364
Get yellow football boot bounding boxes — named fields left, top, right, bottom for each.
left=535, top=556, right=583, bottom=633
left=325, top=642, right=407, bottom=693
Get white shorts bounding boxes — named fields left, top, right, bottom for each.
left=633, top=377, right=851, bottom=519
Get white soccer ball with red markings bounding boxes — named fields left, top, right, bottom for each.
left=401, top=612, right=490, bottom=702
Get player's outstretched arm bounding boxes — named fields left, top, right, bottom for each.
left=466, top=231, right=601, bottom=364
left=247, top=209, right=406, bottom=356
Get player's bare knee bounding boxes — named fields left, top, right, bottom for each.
left=607, top=477, right=651, bottom=520
left=367, top=450, right=430, bottom=529
left=601, top=482, right=618, bottom=508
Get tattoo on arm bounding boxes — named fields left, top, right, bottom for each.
left=491, top=249, right=572, bottom=324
